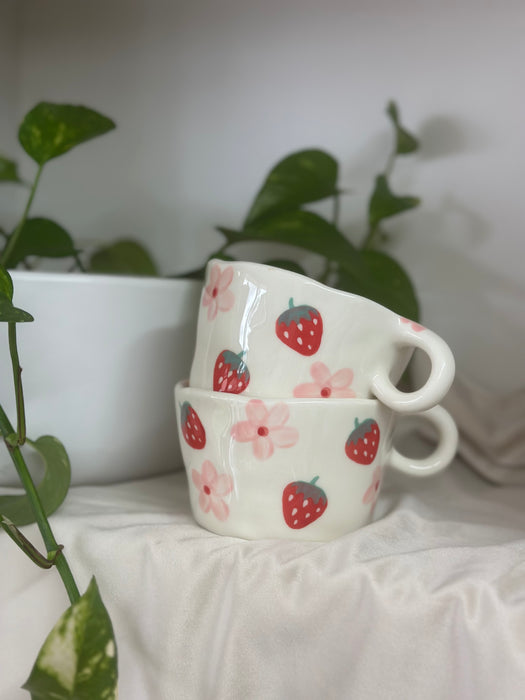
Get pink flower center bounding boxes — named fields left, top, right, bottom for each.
left=203, top=485, right=211, bottom=495
left=320, top=386, right=331, bottom=397
left=211, top=287, right=218, bottom=298
left=257, top=426, right=269, bottom=437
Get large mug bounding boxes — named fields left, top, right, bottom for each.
left=189, top=260, right=455, bottom=413
left=175, top=381, right=458, bottom=541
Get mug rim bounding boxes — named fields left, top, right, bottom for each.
left=176, top=379, right=393, bottom=410
left=207, top=258, right=412, bottom=320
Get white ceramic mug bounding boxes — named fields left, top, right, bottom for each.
left=189, top=260, right=455, bottom=413
left=175, top=380, right=458, bottom=541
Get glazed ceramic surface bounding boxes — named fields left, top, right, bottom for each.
left=189, top=259, right=455, bottom=413
left=0, top=272, right=201, bottom=485
left=175, top=381, right=458, bottom=541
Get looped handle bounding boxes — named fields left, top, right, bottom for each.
left=372, top=326, right=455, bottom=413
left=387, top=405, right=458, bottom=477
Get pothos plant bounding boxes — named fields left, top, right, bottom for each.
left=1, top=101, right=155, bottom=274
left=0, top=270, right=118, bottom=698
left=184, top=100, right=421, bottom=321
left=0, top=98, right=419, bottom=697
left=0, top=105, right=121, bottom=697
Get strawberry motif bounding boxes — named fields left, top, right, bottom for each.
left=213, top=350, right=250, bottom=394
left=345, top=418, right=380, bottom=465
left=275, top=298, right=323, bottom=356
left=282, top=476, right=328, bottom=529
left=180, top=401, right=206, bottom=449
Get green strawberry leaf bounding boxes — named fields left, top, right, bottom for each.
left=0, top=435, right=71, bottom=526
left=386, top=101, right=419, bottom=155
left=244, top=149, right=339, bottom=226
left=19, top=102, right=116, bottom=166
left=87, top=239, right=158, bottom=276
left=335, top=250, right=420, bottom=320
left=218, top=210, right=361, bottom=274
left=7, top=217, right=77, bottom=266
left=0, top=155, right=23, bottom=183
left=368, top=174, right=420, bottom=228
left=23, top=577, right=118, bottom=700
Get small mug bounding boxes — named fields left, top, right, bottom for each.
left=189, top=260, right=455, bottom=413
left=175, top=380, right=458, bottom=541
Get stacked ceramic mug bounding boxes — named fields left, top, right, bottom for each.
left=175, top=259, right=458, bottom=541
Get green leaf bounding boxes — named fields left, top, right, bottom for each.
left=0, top=264, right=14, bottom=299
left=87, top=239, right=158, bottom=276
left=263, top=258, right=307, bottom=276
left=368, top=175, right=420, bottom=228
left=23, top=577, right=118, bottom=700
left=386, top=101, right=419, bottom=155
left=244, top=149, right=339, bottom=226
left=218, top=210, right=362, bottom=274
left=0, top=155, right=23, bottom=183
left=0, top=294, right=34, bottom=323
left=335, top=250, right=420, bottom=320
left=0, top=435, right=71, bottom=526
left=19, top=102, right=116, bottom=166
left=7, top=217, right=77, bottom=266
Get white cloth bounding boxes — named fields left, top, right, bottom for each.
left=1, top=460, right=525, bottom=700
left=442, top=374, right=525, bottom=485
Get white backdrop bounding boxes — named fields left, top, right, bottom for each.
left=1, top=0, right=524, bottom=391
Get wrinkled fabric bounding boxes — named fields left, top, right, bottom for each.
left=1, top=461, right=525, bottom=700
left=441, top=375, right=525, bottom=485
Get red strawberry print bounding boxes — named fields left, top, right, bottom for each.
left=345, top=418, right=380, bottom=465
left=180, top=401, right=206, bottom=449
left=213, top=350, right=250, bottom=394
left=282, top=476, right=328, bottom=529
left=275, top=298, right=323, bottom=356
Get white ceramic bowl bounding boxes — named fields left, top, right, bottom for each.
left=0, top=271, right=201, bottom=485
left=175, top=380, right=458, bottom=541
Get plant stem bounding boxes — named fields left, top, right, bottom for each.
left=361, top=223, right=379, bottom=251
left=318, top=258, right=332, bottom=284
left=332, top=191, right=341, bottom=229
left=0, top=405, right=80, bottom=604
left=361, top=140, right=397, bottom=251
left=0, top=163, right=44, bottom=268
left=384, top=149, right=396, bottom=178
left=8, top=323, right=26, bottom=444
left=73, top=251, right=86, bottom=272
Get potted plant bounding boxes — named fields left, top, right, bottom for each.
left=0, top=102, right=203, bottom=699
left=0, top=102, right=202, bottom=487
left=1, top=99, right=421, bottom=488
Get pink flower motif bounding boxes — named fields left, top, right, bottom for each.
left=362, top=465, right=382, bottom=513
left=231, top=400, right=299, bottom=460
left=202, top=264, right=235, bottom=321
left=400, top=317, right=426, bottom=332
left=191, top=460, right=234, bottom=521
left=293, top=361, right=356, bottom=399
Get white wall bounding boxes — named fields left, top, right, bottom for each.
left=0, top=0, right=23, bottom=224
left=5, top=0, right=525, bottom=391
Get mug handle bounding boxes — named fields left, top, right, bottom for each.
left=372, top=325, right=455, bottom=413
left=387, top=405, right=458, bottom=477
